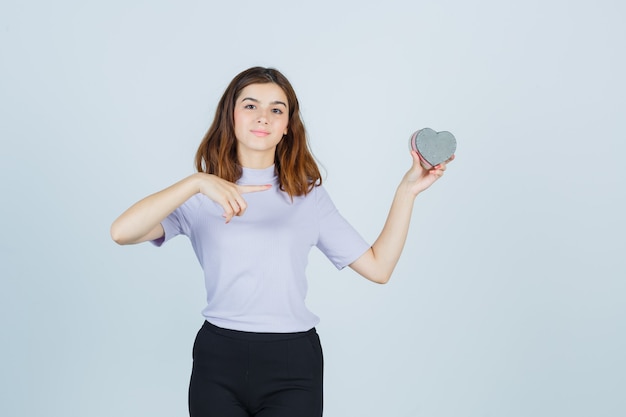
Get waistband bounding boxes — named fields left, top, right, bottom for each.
left=202, top=320, right=317, bottom=342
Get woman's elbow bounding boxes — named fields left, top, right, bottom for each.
left=350, top=254, right=393, bottom=284
left=110, top=222, right=131, bottom=245
left=362, top=269, right=392, bottom=284
left=372, top=273, right=391, bottom=285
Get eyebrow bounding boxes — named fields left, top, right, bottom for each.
left=241, top=97, right=287, bottom=108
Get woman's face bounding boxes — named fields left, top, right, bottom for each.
left=233, top=82, right=289, bottom=167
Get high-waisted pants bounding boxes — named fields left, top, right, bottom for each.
left=188, top=321, right=324, bottom=417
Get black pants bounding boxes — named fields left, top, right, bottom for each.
left=189, top=321, right=324, bottom=417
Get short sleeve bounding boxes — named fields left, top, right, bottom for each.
left=150, top=195, right=197, bottom=247
left=315, top=186, right=370, bottom=270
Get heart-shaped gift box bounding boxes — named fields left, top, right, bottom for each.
left=409, top=128, right=457, bottom=169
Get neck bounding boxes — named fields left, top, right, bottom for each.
left=238, top=149, right=275, bottom=169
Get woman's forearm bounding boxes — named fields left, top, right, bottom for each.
left=110, top=174, right=201, bottom=245
left=371, top=185, right=416, bottom=279
left=350, top=184, right=416, bottom=284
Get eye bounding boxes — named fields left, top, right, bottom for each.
left=272, top=108, right=284, bottom=114
left=244, top=104, right=256, bottom=110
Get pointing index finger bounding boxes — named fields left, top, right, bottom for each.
left=237, top=184, right=273, bottom=194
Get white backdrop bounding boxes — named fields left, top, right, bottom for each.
left=1, top=1, right=624, bottom=416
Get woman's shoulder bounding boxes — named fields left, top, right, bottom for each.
left=297, top=182, right=327, bottom=201
left=306, top=183, right=337, bottom=211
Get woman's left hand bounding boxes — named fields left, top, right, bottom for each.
left=401, top=150, right=455, bottom=197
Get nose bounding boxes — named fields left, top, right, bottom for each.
left=256, top=108, right=270, bottom=124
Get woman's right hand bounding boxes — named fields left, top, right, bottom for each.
left=194, top=173, right=272, bottom=223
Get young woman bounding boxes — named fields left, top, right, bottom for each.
left=110, top=66, right=452, bottom=417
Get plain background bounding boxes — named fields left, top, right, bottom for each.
left=1, top=1, right=624, bottom=416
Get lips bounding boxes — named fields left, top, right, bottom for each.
left=251, top=129, right=270, bottom=137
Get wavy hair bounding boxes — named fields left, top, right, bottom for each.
left=195, top=67, right=322, bottom=198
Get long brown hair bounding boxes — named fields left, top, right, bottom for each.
left=195, top=67, right=322, bottom=198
